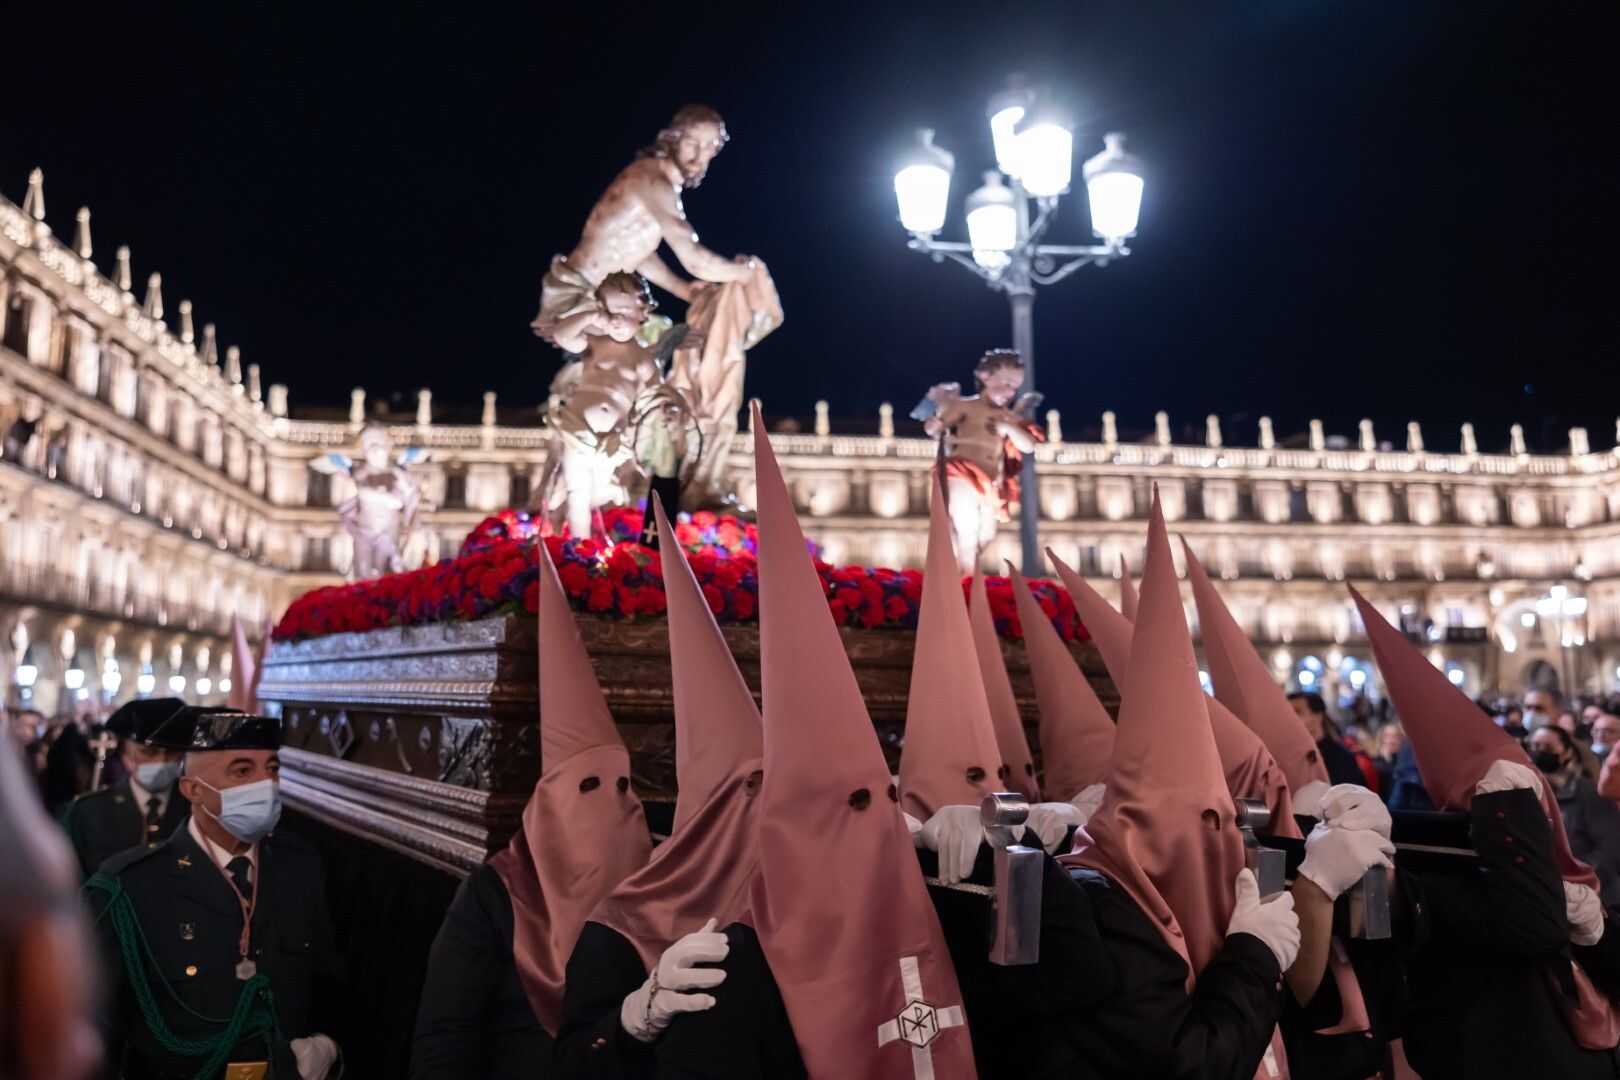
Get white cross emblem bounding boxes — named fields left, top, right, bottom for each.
left=875, top=955, right=966, bottom=1080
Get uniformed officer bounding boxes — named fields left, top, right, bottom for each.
left=86, top=708, right=345, bottom=1080
left=60, top=698, right=192, bottom=878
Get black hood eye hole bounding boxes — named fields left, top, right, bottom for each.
left=997, top=764, right=1011, bottom=781
left=744, top=770, right=763, bottom=796
left=886, top=783, right=899, bottom=803
left=966, top=766, right=986, bottom=783
left=1024, top=763, right=1035, bottom=777
left=848, top=788, right=872, bottom=811
left=1201, top=809, right=1221, bottom=830
left=579, top=776, right=601, bottom=793
left=616, top=777, right=630, bottom=794
left=1305, top=749, right=1320, bottom=764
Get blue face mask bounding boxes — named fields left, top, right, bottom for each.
left=197, top=778, right=281, bottom=843
left=134, top=759, right=184, bottom=793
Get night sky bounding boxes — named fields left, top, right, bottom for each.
left=3, top=2, right=1614, bottom=451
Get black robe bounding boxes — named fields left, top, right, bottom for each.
left=554, top=921, right=659, bottom=1078
left=411, top=862, right=551, bottom=1079
left=651, top=850, right=1283, bottom=1080
left=1398, top=787, right=1620, bottom=1080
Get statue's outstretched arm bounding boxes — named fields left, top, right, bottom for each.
left=635, top=254, right=693, bottom=303
left=644, top=181, right=751, bottom=284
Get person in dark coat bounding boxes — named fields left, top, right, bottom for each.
left=411, top=862, right=549, bottom=1079
left=1398, top=781, right=1620, bottom=1078
left=85, top=708, right=345, bottom=1079
left=60, top=698, right=191, bottom=879
left=41, top=716, right=94, bottom=814
left=1351, top=586, right=1620, bottom=1078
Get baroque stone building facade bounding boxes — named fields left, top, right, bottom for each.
left=4, top=172, right=1617, bottom=717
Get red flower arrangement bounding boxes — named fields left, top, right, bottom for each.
left=275, top=509, right=1085, bottom=645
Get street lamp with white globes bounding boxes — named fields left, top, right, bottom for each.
left=893, top=80, right=1145, bottom=572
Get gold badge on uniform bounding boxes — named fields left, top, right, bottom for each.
left=223, top=1063, right=268, bottom=1080
left=176, top=854, right=192, bottom=868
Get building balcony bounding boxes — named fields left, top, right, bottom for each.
left=0, top=559, right=231, bottom=636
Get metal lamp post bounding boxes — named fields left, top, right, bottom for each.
left=893, top=81, right=1144, bottom=573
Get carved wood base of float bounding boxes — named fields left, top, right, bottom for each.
left=259, top=614, right=1116, bottom=876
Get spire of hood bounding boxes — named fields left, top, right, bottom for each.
left=1008, top=565, right=1114, bottom=802
left=537, top=539, right=628, bottom=766
left=899, top=478, right=1004, bottom=818
left=1063, top=487, right=1247, bottom=986
left=1051, top=545, right=1297, bottom=837
left=228, top=614, right=259, bottom=712
left=968, top=571, right=1039, bottom=801
left=1049, top=549, right=1132, bottom=680
left=655, top=498, right=763, bottom=830
left=748, top=402, right=976, bottom=1079
left=1118, top=553, right=1140, bottom=622
left=1182, top=537, right=1329, bottom=795
left=589, top=498, right=763, bottom=973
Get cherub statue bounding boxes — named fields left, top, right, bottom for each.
left=531, top=104, right=781, bottom=505
left=538, top=273, right=697, bottom=539
left=313, top=425, right=428, bottom=580
left=919, top=349, right=1044, bottom=575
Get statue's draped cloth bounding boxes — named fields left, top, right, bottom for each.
left=533, top=257, right=599, bottom=348
left=671, top=260, right=783, bottom=498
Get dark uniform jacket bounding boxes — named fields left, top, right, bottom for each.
left=1399, top=787, right=1620, bottom=1080
left=412, top=862, right=551, bottom=1079
left=62, top=779, right=190, bottom=879
left=88, top=821, right=343, bottom=1079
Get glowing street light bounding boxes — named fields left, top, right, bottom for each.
left=893, top=129, right=954, bottom=237
left=893, top=77, right=1145, bottom=571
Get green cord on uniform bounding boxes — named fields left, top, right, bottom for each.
left=85, top=872, right=281, bottom=1079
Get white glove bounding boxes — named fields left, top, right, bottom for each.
left=918, top=805, right=986, bottom=885
left=1226, top=868, right=1301, bottom=971
left=1298, top=824, right=1396, bottom=901
left=1317, top=784, right=1392, bottom=838
left=1293, top=779, right=1332, bottom=816
left=904, top=812, right=925, bottom=844
left=1067, top=783, right=1107, bottom=822
left=1024, top=802, right=1085, bottom=854
left=1476, top=759, right=1545, bottom=798
left=1566, top=881, right=1605, bottom=947
left=291, top=1034, right=339, bottom=1080
left=620, top=917, right=728, bottom=1042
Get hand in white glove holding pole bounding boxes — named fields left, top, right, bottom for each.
left=918, top=805, right=986, bottom=885
left=1226, top=869, right=1301, bottom=971
left=620, top=918, right=729, bottom=1043
left=1475, top=759, right=1545, bottom=798
left=1317, top=783, right=1392, bottom=838
left=1298, top=823, right=1396, bottom=901
left=1024, top=802, right=1085, bottom=854
left=1292, top=779, right=1332, bottom=818
left=1566, top=881, right=1606, bottom=947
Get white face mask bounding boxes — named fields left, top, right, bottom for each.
left=194, top=778, right=281, bottom=843
left=134, top=759, right=184, bottom=793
